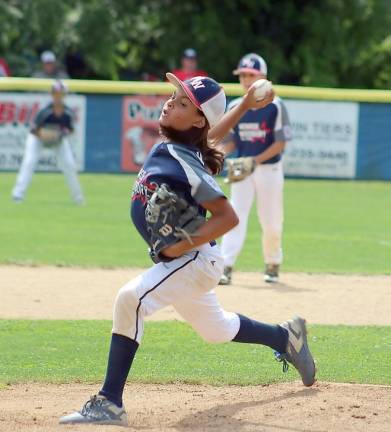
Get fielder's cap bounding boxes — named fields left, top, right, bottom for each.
left=166, top=72, right=226, bottom=127
left=51, top=80, right=68, bottom=93
left=233, top=53, right=267, bottom=76
left=41, top=50, right=56, bottom=63
left=183, top=48, right=197, bottom=59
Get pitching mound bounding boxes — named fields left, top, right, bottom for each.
left=1, top=382, right=390, bottom=432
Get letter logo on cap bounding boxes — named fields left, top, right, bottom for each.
left=242, top=58, right=255, bottom=68
left=190, top=78, right=205, bottom=90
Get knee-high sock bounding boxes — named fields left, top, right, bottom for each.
left=232, top=314, right=288, bottom=353
left=99, top=333, right=139, bottom=407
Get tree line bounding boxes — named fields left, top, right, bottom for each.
left=1, top=0, right=390, bottom=88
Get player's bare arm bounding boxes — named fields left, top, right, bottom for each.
left=253, top=140, right=286, bottom=165
left=216, top=138, right=236, bottom=155
left=208, top=86, right=274, bottom=143
left=161, top=197, right=238, bottom=259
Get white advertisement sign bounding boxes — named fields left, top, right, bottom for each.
left=0, top=93, right=86, bottom=171
left=283, top=100, right=359, bottom=178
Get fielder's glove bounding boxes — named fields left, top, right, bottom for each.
left=225, top=157, right=256, bottom=183
left=37, top=126, right=63, bottom=147
left=145, top=183, right=205, bottom=264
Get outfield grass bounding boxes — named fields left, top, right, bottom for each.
left=0, top=320, right=390, bottom=385
left=1, top=172, right=390, bottom=388
left=1, top=172, right=391, bottom=273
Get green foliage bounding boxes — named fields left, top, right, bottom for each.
left=0, top=320, right=390, bottom=385
left=1, top=172, right=391, bottom=273
left=0, top=0, right=75, bottom=76
left=0, top=0, right=390, bottom=87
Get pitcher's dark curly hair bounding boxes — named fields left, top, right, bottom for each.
left=160, top=115, right=224, bottom=175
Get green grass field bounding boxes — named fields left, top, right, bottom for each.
left=1, top=172, right=391, bottom=273
left=1, top=321, right=390, bottom=385
left=1, top=172, right=390, bottom=386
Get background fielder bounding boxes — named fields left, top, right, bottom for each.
left=219, top=53, right=292, bottom=285
left=11, top=80, right=84, bottom=205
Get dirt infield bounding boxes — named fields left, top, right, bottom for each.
left=1, top=382, right=390, bottom=432
left=1, top=265, right=391, bottom=432
left=1, top=265, right=391, bottom=324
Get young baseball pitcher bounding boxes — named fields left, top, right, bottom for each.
left=219, top=53, right=292, bottom=285
left=59, top=73, right=314, bottom=426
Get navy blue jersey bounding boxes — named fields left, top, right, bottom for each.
left=227, top=96, right=292, bottom=164
left=31, top=102, right=74, bottom=133
left=131, top=142, right=225, bottom=248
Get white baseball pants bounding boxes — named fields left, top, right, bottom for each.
left=12, top=133, right=84, bottom=203
left=221, top=161, right=284, bottom=266
left=112, top=243, right=240, bottom=344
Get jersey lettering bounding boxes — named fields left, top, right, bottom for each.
left=130, top=142, right=225, bottom=249
left=132, top=169, right=158, bottom=205
left=159, top=224, right=173, bottom=236
left=227, top=97, right=291, bottom=164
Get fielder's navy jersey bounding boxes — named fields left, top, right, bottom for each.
left=131, top=141, right=225, bottom=247
left=227, top=96, right=292, bottom=164
left=31, top=103, right=74, bottom=133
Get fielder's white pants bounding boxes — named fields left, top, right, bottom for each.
left=12, top=133, right=84, bottom=203
left=113, top=243, right=240, bottom=344
left=221, top=161, right=284, bottom=266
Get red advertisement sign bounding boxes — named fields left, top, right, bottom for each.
left=121, top=95, right=166, bottom=172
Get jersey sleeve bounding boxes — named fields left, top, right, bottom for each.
left=166, top=144, right=225, bottom=204
left=274, top=98, right=293, bottom=142
left=31, top=106, right=50, bottom=131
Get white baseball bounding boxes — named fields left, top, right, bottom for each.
left=252, top=79, right=273, bottom=102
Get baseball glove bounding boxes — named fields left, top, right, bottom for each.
left=225, top=157, right=256, bottom=183
left=145, top=183, right=205, bottom=263
left=38, top=126, right=62, bottom=147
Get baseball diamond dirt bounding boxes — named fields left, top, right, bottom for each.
left=1, top=265, right=391, bottom=432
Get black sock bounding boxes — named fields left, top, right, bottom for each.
left=99, top=333, right=139, bottom=407
left=232, top=314, right=288, bottom=353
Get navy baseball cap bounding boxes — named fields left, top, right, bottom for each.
left=233, top=53, right=267, bottom=76
left=166, top=72, right=226, bottom=127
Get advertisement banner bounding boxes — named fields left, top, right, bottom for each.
left=121, top=95, right=165, bottom=172
left=283, top=100, right=359, bottom=178
left=0, top=93, right=86, bottom=171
